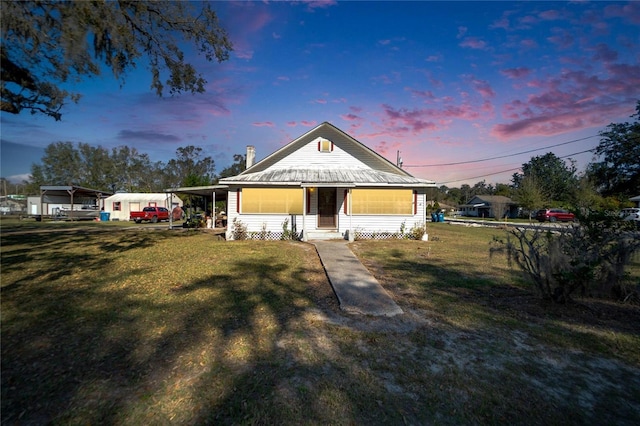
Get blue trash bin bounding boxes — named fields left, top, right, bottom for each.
left=431, top=213, right=437, bottom=222
left=438, top=212, right=444, bottom=222
left=100, top=212, right=110, bottom=222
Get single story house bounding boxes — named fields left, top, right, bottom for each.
left=219, top=122, right=437, bottom=241
left=458, top=195, right=518, bottom=219
left=103, top=193, right=183, bottom=221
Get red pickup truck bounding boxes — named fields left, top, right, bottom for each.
left=130, top=206, right=170, bottom=223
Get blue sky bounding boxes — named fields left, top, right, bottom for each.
left=1, top=0, right=639, bottom=186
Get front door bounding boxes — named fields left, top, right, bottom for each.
left=317, top=187, right=336, bottom=228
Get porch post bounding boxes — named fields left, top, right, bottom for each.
left=348, top=188, right=354, bottom=242
left=168, top=192, right=173, bottom=229
left=302, top=187, right=307, bottom=242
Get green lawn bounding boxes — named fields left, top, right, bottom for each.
left=2, top=221, right=639, bottom=425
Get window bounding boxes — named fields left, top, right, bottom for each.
left=113, top=201, right=121, bottom=211
left=318, top=138, right=333, bottom=153
left=242, top=188, right=303, bottom=214
left=350, top=189, right=413, bottom=215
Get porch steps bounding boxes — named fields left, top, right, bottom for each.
left=305, top=230, right=344, bottom=241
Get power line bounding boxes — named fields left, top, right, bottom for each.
left=403, top=134, right=598, bottom=167
left=437, top=148, right=596, bottom=185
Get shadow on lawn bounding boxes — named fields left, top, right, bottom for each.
left=2, top=233, right=391, bottom=424
left=2, top=233, right=639, bottom=424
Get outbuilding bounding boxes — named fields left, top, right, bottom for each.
left=103, top=193, right=183, bottom=221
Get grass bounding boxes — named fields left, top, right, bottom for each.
left=2, top=220, right=639, bottom=425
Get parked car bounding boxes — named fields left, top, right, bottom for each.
left=535, top=208, right=575, bottom=223
left=620, top=208, right=640, bottom=224
left=129, top=206, right=170, bottom=223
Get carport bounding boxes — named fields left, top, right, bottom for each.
left=36, top=185, right=112, bottom=220
left=164, top=185, right=229, bottom=228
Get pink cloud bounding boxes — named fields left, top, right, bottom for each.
left=314, top=99, right=327, bottom=104
left=252, top=122, right=274, bottom=127
left=235, top=50, right=254, bottom=60
left=520, top=39, right=538, bottom=49
left=426, top=54, right=442, bottom=62
left=547, top=28, right=574, bottom=49
left=287, top=121, right=297, bottom=127
left=340, top=113, right=361, bottom=122
left=459, top=37, right=488, bottom=50
left=604, top=2, right=640, bottom=24
left=372, top=72, right=401, bottom=85
left=539, top=9, right=562, bottom=20
left=492, top=61, right=640, bottom=140
left=303, top=0, right=337, bottom=10
left=300, top=120, right=317, bottom=127
left=408, top=88, right=435, bottom=101
left=470, top=78, right=495, bottom=99
left=501, top=67, right=532, bottom=79
left=490, top=17, right=510, bottom=30
left=591, top=43, right=618, bottom=63
left=374, top=140, right=403, bottom=156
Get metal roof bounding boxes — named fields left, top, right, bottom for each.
left=220, top=167, right=435, bottom=187
left=164, top=185, right=229, bottom=200
left=220, top=122, right=436, bottom=188
left=40, top=185, right=112, bottom=197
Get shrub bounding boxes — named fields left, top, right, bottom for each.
left=281, top=218, right=295, bottom=240
left=491, top=210, right=640, bottom=303
left=409, top=222, right=427, bottom=240
left=231, top=218, right=248, bottom=240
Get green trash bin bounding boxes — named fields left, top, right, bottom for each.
left=100, top=212, right=110, bottom=222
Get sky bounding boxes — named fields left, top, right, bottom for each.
left=1, top=0, right=639, bottom=187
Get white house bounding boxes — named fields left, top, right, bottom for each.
left=219, top=122, right=437, bottom=241
left=103, top=193, right=183, bottom=221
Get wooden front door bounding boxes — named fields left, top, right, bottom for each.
left=317, top=187, right=336, bottom=228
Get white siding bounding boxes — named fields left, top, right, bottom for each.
left=104, top=193, right=182, bottom=221
left=227, top=187, right=428, bottom=240
left=268, top=137, right=370, bottom=171
left=338, top=190, right=427, bottom=235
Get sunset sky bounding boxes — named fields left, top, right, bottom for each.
left=1, top=0, right=639, bottom=187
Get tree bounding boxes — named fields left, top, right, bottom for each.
left=513, top=153, right=578, bottom=206
left=165, top=146, right=215, bottom=188
left=513, top=175, right=544, bottom=221
left=2, top=1, right=232, bottom=120
left=587, top=101, right=640, bottom=199
left=29, top=142, right=163, bottom=192
left=30, top=142, right=83, bottom=186
left=218, top=153, right=247, bottom=180
left=494, top=183, right=512, bottom=197
left=109, top=146, right=159, bottom=192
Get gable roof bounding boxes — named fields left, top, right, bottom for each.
left=220, top=122, right=436, bottom=187
left=464, top=195, right=515, bottom=206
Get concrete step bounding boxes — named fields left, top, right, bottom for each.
left=305, top=230, right=344, bottom=241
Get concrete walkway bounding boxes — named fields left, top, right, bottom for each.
left=312, top=240, right=403, bottom=317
